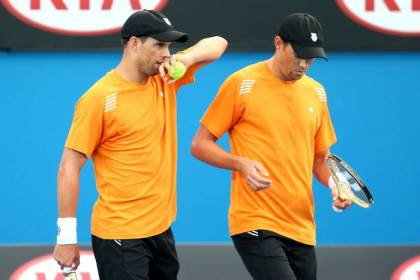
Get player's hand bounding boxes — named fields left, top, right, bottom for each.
left=237, top=157, right=272, bottom=191
left=159, top=54, right=190, bottom=84
left=53, top=244, right=80, bottom=273
left=159, top=56, right=174, bottom=84
left=331, top=184, right=352, bottom=211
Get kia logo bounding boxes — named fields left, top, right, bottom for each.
left=336, top=0, right=420, bottom=36
left=391, top=255, right=420, bottom=280
left=10, top=250, right=99, bottom=280
left=1, top=0, right=169, bottom=35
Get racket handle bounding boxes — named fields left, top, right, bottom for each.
left=63, top=267, right=78, bottom=280
left=332, top=205, right=343, bottom=213
left=65, top=272, right=78, bottom=280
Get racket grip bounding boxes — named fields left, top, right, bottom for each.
left=63, top=267, right=78, bottom=280
left=332, top=205, right=343, bottom=213
left=65, top=272, right=78, bottom=280
left=328, top=176, right=336, bottom=190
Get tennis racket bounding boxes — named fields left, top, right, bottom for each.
left=65, top=272, right=78, bottom=280
left=326, top=154, right=374, bottom=208
left=63, top=267, right=78, bottom=280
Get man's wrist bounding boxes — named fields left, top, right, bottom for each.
left=327, top=176, right=336, bottom=190
left=175, top=53, right=193, bottom=68
left=57, top=217, right=77, bottom=244
left=231, top=156, right=245, bottom=172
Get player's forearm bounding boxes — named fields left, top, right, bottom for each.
left=313, top=150, right=331, bottom=187
left=191, top=138, right=242, bottom=171
left=183, top=36, right=228, bottom=67
left=56, top=148, right=87, bottom=217
left=55, top=148, right=87, bottom=245
left=57, top=165, right=80, bottom=217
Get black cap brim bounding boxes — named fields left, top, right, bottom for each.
left=291, top=44, right=328, bottom=61
left=151, top=30, right=188, bottom=43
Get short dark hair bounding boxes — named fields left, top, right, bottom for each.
left=280, top=37, right=290, bottom=45
left=275, top=35, right=290, bottom=49
left=120, top=36, right=147, bottom=48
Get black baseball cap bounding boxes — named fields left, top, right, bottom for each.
left=277, top=13, right=327, bottom=60
left=121, top=9, right=188, bottom=43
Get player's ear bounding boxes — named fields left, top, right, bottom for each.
left=132, top=36, right=140, bottom=48
left=128, top=36, right=145, bottom=50
left=274, top=36, right=283, bottom=50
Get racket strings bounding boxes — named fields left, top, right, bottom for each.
left=329, top=160, right=370, bottom=207
left=327, top=155, right=373, bottom=208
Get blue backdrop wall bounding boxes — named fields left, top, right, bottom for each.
left=0, top=51, right=419, bottom=245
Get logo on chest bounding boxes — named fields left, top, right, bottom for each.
left=104, top=92, right=117, bottom=112
left=239, top=79, right=256, bottom=95
left=314, top=87, right=327, bottom=102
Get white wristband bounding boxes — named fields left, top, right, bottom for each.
left=327, top=176, right=336, bottom=190
left=328, top=176, right=343, bottom=213
left=57, top=218, right=77, bottom=244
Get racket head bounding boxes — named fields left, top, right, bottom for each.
left=327, top=154, right=374, bottom=208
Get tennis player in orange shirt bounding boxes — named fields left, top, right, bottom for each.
left=53, top=9, right=227, bottom=280
left=191, top=13, right=351, bottom=280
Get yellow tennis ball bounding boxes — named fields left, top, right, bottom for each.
left=168, top=61, right=186, bottom=80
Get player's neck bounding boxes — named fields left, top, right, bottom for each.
left=266, top=57, right=287, bottom=82
left=115, top=59, right=149, bottom=84
left=266, top=56, right=296, bottom=83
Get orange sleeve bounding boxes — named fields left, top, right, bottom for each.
left=314, top=104, right=337, bottom=153
left=174, top=62, right=199, bottom=89
left=65, top=91, right=104, bottom=157
left=200, top=76, right=245, bottom=138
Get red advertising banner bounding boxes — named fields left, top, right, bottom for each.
left=336, top=0, right=420, bottom=36
left=1, top=0, right=420, bottom=51
left=1, top=246, right=420, bottom=280
left=1, top=0, right=168, bottom=36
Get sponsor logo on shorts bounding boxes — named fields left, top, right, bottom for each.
left=247, top=230, right=259, bottom=237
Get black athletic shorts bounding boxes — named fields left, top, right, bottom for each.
left=91, top=228, right=179, bottom=280
left=232, top=230, right=317, bottom=280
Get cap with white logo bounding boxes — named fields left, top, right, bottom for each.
left=121, top=9, right=188, bottom=43
left=277, top=13, right=327, bottom=60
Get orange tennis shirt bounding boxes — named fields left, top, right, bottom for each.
left=65, top=65, right=197, bottom=239
left=201, top=61, right=336, bottom=245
